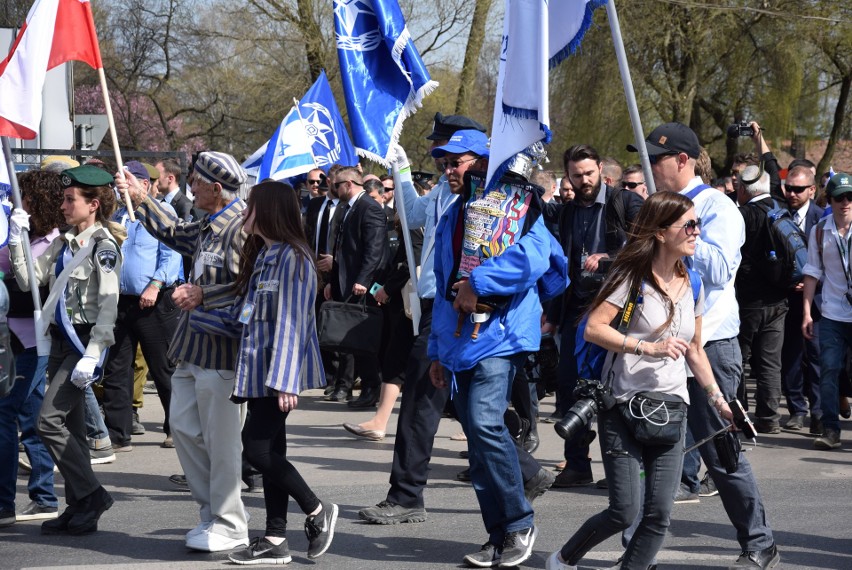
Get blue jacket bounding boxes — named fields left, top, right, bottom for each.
left=428, top=200, right=553, bottom=372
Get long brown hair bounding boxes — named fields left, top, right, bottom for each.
left=17, top=170, right=64, bottom=237
left=589, top=191, right=695, bottom=332
left=234, top=181, right=314, bottom=295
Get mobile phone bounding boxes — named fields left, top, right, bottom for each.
left=369, top=282, right=382, bottom=296
left=728, top=398, right=757, bottom=440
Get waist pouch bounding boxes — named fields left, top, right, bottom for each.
left=618, top=391, right=687, bottom=446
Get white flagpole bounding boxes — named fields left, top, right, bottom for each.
left=293, top=98, right=321, bottom=169
left=605, top=0, right=656, bottom=195
left=97, top=68, right=136, bottom=219
left=2, top=136, right=50, bottom=356
left=391, top=164, right=421, bottom=335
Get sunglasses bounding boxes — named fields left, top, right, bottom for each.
left=649, top=153, right=677, bottom=165
left=784, top=184, right=812, bottom=194
left=832, top=193, right=852, bottom=203
left=333, top=180, right=362, bottom=190
left=307, top=179, right=322, bottom=185
left=674, top=218, right=702, bottom=236
left=623, top=181, right=645, bottom=189
left=440, top=157, right=477, bottom=171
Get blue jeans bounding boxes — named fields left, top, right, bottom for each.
left=818, top=318, right=852, bottom=433
left=84, top=385, right=109, bottom=444
left=687, top=338, right=774, bottom=551
left=0, top=348, right=58, bottom=511
left=560, top=408, right=685, bottom=570
left=452, top=354, right=533, bottom=545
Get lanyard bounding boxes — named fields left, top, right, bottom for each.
left=834, top=228, right=852, bottom=288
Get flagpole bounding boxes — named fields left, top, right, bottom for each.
left=293, top=98, right=320, bottom=169
left=2, top=136, right=50, bottom=356
left=391, top=164, right=421, bottom=335
left=97, top=68, right=135, bottom=220
left=605, top=0, right=656, bottom=195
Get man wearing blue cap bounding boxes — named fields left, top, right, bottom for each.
left=427, top=129, right=551, bottom=567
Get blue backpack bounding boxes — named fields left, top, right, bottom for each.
left=575, top=268, right=703, bottom=380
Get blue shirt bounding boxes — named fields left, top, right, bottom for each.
left=114, top=206, right=183, bottom=295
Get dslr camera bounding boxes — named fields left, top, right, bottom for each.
left=554, top=378, right=617, bottom=441
left=727, top=119, right=755, bottom=138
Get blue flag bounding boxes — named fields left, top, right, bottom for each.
left=334, top=0, right=437, bottom=166
left=257, top=70, right=358, bottom=181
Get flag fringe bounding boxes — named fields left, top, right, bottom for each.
left=550, top=0, right=607, bottom=69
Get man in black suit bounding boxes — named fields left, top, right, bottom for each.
left=781, top=165, right=825, bottom=434
left=155, top=159, right=194, bottom=222
left=324, top=167, right=389, bottom=408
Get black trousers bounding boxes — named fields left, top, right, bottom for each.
left=243, top=397, right=320, bottom=537
left=101, top=290, right=179, bottom=444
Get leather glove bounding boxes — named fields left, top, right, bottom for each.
left=8, top=208, right=31, bottom=245
left=392, top=145, right=410, bottom=171
left=70, top=355, right=99, bottom=390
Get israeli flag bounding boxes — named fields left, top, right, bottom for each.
left=241, top=141, right=268, bottom=178
left=257, top=70, right=358, bottom=181
left=486, top=0, right=605, bottom=188
left=0, top=164, right=11, bottom=248
left=334, top=0, right=437, bottom=166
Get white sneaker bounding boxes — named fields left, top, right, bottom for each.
left=546, top=550, right=578, bottom=570
left=185, top=521, right=212, bottom=541
left=185, top=528, right=249, bottom=552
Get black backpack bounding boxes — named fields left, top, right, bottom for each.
left=756, top=201, right=808, bottom=289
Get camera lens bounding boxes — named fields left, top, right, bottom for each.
left=554, top=398, right=598, bottom=440
left=726, top=124, right=740, bottom=138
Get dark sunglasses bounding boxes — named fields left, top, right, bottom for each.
left=784, top=184, right=812, bottom=194
left=307, top=179, right=322, bottom=185
left=674, top=218, right=702, bottom=235
left=440, top=157, right=477, bottom=171
left=333, top=180, right=362, bottom=190
left=649, top=153, right=677, bottom=165
left=832, top=192, right=852, bottom=203
left=623, top=181, right=645, bottom=189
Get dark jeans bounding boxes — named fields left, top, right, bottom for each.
left=0, top=348, right=57, bottom=511
left=41, top=331, right=103, bottom=507
left=781, top=293, right=821, bottom=418
left=560, top=408, right=685, bottom=570
left=102, top=291, right=179, bottom=444
left=688, top=338, right=774, bottom=551
left=387, top=304, right=446, bottom=508
left=738, top=302, right=788, bottom=425
left=558, top=307, right=592, bottom=474
left=242, top=397, right=320, bottom=537
left=818, top=318, right=852, bottom=433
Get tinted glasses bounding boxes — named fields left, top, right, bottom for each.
left=675, top=218, right=702, bottom=236
left=832, top=192, right=852, bottom=203
left=623, top=181, right=645, bottom=189
left=440, top=157, right=477, bottom=171
left=784, top=184, right=812, bottom=194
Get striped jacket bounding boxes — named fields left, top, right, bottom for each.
left=233, top=243, right=325, bottom=398
left=136, top=195, right=246, bottom=370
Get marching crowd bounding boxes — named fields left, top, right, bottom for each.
left=0, top=112, right=850, bottom=570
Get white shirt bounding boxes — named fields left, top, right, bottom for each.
left=803, top=215, right=852, bottom=323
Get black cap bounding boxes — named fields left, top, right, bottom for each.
left=627, top=122, right=701, bottom=159
left=59, top=165, right=116, bottom=189
left=412, top=171, right=435, bottom=184
left=826, top=172, right=852, bottom=198
left=426, top=112, right=487, bottom=141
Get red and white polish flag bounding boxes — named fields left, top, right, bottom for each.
left=0, top=0, right=103, bottom=140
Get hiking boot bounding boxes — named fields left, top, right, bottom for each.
left=463, top=542, right=502, bottom=568
left=304, top=502, right=338, bottom=558
left=358, top=501, right=426, bottom=524
left=228, top=537, right=292, bottom=565
left=500, top=526, right=538, bottom=567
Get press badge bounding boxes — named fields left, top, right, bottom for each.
left=239, top=302, right=255, bottom=324
left=257, top=280, right=279, bottom=292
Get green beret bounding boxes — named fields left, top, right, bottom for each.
left=59, top=165, right=115, bottom=189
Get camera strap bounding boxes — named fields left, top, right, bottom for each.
left=599, top=281, right=643, bottom=391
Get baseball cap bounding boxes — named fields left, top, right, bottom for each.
left=427, top=112, right=487, bottom=141
left=124, top=160, right=150, bottom=183
left=627, top=122, right=701, bottom=159
left=431, top=129, right=490, bottom=159
left=825, top=172, right=852, bottom=197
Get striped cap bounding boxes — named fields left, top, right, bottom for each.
left=193, top=151, right=246, bottom=192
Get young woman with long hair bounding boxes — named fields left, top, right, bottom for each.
left=548, top=191, right=733, bottom=570
left=8, top=165, right=126, bottom=535
left=227, top=181, right=338, bottom=565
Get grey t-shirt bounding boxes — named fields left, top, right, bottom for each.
left=602, top=277, right=704, bottom=404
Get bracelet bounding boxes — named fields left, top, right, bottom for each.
left=149, top=280, right=163, bottom=290
left=622, top=335, right=629, bottom=353
left=707, top=391, right=724, bottom=406
left=634, top=340, right=645, bottom=356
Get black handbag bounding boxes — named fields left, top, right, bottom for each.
left=317, top=295, right=383, bottom=356
left=618, top=391, right=687, bottom=446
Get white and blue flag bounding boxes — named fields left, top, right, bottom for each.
left=334, top=0, right=437, bottom=166
left=241, top=141, right=268, bottom=178
left=486, top=0, right=605, bottom=188
left=0, top=163, right=11, bottom=248
left=257, top=70, right=358, bottom=181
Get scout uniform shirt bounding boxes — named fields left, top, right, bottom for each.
left=134, top=195, right=246, bottom=370
left=10, top=222, right=122, bottom=361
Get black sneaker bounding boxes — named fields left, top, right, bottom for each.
left=228, top=537, right=292, bottom=565
left=17, top=501, right=58, bottom=521
left=500, top=526, right=538, bottom=567
left=814, top=428, right=841, bottom=450
left=463, top=542, right=502, bottom=568
left=552, top=469, right=593, bottom=488
left=358, top=500, right=427, bottom=524
left=0, top=510, right=15, bottom=528
left=698, top=473, right=719, bottom=497
left=523, top=467, right=555, bottom=504
left=457, top=468, right=472, bottom=482
left=674, top=483, right=700, bottom=504
left=728, top=543, right=780, bottom=569
left=809, top=416, right=824, bottom=436
left=304, top=502, right=338, bottom=559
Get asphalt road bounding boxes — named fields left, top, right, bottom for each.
left=4, top=388, right=852, bottom=569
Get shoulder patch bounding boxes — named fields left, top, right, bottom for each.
left=96, top=249, right=118, bottom=273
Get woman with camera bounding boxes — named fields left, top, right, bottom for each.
left=547, top=192, right=733, bottom=570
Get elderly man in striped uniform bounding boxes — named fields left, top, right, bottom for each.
left=119, top=152, right=249, bottom=552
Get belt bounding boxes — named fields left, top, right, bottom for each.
left=49, top=322, right=94, bottom=337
